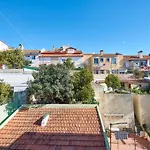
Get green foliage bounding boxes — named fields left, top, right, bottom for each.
left=134, top=69, right=144, bottom=79
left=24, top=60, right=32, bottom=66
left=142, top=124, right=150, bottom=136
left=28, top=66, right=95, bottom=104
left=0, top=80, right=12, bottom=105
left=0, top=49, right=26, bottom=69
left=132, top=87, right=149, bottom=95
left=147, top=128, right=150, bottom=136
left=82, top=98, right=99, bottom=105
left=73, top=69, right=94, bottom=102
left=28, top=64, right=74, bottom=104
left=105, top=74, right=121, bottom=89
left=63, top=58, right=75, bottom=69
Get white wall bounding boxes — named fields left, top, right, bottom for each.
left=0, top=104, right=8, bottom=123
left=0, top=73, right=33, bottom=91
left=0, top=41, right=8, bottom=51
left=39, top=57, right=83, bottom=68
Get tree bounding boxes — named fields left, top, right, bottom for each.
left=24, top=60, right=32, bottom=66
left=63, top=58, right=75, bottom=69
left=134, top=69, right=144, bottom=79
left=27, top=64, right=74, bottom=104
left=0, top=80, right=12, bottom=105
left=105, top=74, right=121, bottom=89
left=73, top=69, right=94, bottom=102
left=0, top=49, right=25, bottom=69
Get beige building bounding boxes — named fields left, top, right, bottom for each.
left=133, top=94, right=150, bottom=127
left=83, top=50, right=125, bottom=74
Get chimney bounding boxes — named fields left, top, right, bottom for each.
left=138, top=50, right=143, bottom=58
left=41, top=113, right=49, bottom=127
left=18, top=44, right=24, bottom=51
left=100, top=50, right=104, bottom=55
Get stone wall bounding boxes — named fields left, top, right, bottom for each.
left=133, top=94, right=150, bottom=127
left=98, top=93, right=135, bottom=130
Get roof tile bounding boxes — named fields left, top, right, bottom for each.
left=0, top=107, right=106, bottom=150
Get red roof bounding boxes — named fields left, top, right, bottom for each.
left=40, top=54, right=83, bottom=57
left=39, top=49, right=83, bottom=57
left=0, top=106, right=107, bottom=150
left=123, top=55, right=150, bottom=60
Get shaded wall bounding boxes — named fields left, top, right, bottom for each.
left=133, top=94, right=150, bottom=127
left=98, top=93, right=135, bottom=130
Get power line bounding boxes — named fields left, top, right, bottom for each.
left=0, top=11, right=33, bottom=49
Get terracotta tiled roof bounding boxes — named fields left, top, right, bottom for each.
left=23, top=50, right=41, bottom=53
left=41, top=50, right=82, bottom=54
left=40, top=54, right=83, bottom=57
left=93, top=54, right=118, bottom=57
left=123, top=79, right=150, bottom=84
left=39, top=50, right=83, bottom=57
left=0, top=106, right=107, bottom=150
left=23, top=50, right=41, bottom=56
left=123, top=55, right=150, bottom=60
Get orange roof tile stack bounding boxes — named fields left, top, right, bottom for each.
left=0, top=106, right=107, bottom=150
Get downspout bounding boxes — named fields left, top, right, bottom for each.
left=96, top=105, right=110, bottom=150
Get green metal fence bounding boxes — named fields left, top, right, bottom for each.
left=0, top=91, right=27, bottom=125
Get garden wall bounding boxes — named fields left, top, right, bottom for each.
left=98, top=93, right=135, bottom=130
left=133, top=94, right=150, bottom=127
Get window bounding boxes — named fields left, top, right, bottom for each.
left=100, top=58, right=104, bottom=62
left=32, top=56, right=36, bottom=60
left=141, top=61, right=147, bottom=66
left=112, top=70, right=117, bottom=74
left=67, top=49, right=74, bottom=53
left=111, top=57, right=116, bottom=64
left=94, top=58, right=99, bottom=64
left=106, top=70, right=110, bottom=74
left=51, top=57, right=58, bottom=61
left=148, top=60, right=150, bottom=66
left=62, top=59, right=65, bottom=63
left=106, top=58, right=110, bottom=62
left=94, top=70, right=99, bottom=74
left=100, top=70, right=104, bottom=74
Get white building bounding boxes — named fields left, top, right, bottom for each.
left=0, top=41, right=9, bottom=51
left=39, top=46, right=83, bottom=68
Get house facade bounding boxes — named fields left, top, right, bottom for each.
left=23, top=50, right=41, bottom=67
left=124, top=51, right=150, bottom=71
left=84, top=50, right=125, bottom=74
left=23, top=47, right=150, bottom=75
left=39, top=46, right=83, bottom=68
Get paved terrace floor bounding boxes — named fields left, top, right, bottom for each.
left=109, top=133, right=150, bottom=150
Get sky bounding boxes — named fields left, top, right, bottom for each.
left=0, top=0, right=150, bottom=55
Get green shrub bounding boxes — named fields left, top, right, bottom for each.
left=147, top=128, right=150, bottom=136
left=82, top=98, right=99, bottom=105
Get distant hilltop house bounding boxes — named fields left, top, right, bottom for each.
left=0, top=41, right=9, bottom=51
